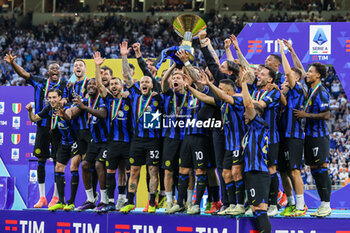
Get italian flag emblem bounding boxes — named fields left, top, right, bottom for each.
left=12, top=103, right=22, bottom=114
left=11, top=134, right=21, bottom=145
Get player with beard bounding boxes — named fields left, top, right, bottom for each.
left=252, top=65, right=282, bottom=217
left=74, top=79, right=109, bottom=212
left=294, top=62, right=331, bottom=217
left=186, top=70, right=246, bottom=216
left=277, top=39, right=307, bottom=217
left=93, top=52, right=132, bottom=212
left=167, top=50, right=214, bottom=215
left=68, top=59, right=100, bottom=205
left=241, top=70, right=272, bottom=233
left=26, top=89, right=80, bottom=211
left=120, top=41, right=163, bottom=214
left=133, top=42, right=166, bottom=208
left=265, top=54, right=284, bottom=88
left=4, top=52, right=67, bottom=208
left=160, top=64, right=192, bottom=213
left=101, top=66, right=113, bottom=87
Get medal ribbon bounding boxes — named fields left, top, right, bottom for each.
left=137, top=92, right=153, bottom=121
left=88, top=94, right=101, bottom=120
left=304, top=82, right=322, bottom=112
left=173, top=90, right=187, bottom=117
left=220, top=103, right=229, bottom=124
left=79, top=76, right=88, bottom=97
left=44, top=78, right=61, bottom=98
left=190, top=94, right=198, bottom=108
left=251, top=90, right=269, bottom=101
left=50, top=109, right=58, bottom=130
left=111, top=97, right=123, bottom=121
left=241, top=127, right=250, bottom=150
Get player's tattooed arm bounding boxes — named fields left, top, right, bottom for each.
left=230, top=34, right=255, bottom=84
left=4, top=51, right=31, bottom=80
left=120, top=41, right=133, bottom=88
left=161, top=63, right=176, bottom=93
left=130, top=183, right=136, bottom=191
left=278, top=39, right=296, bottom=89
left=93, top=51, right=108, bottom=98
left=241, top=69, right=256, bottom=120
left=198, top=31, right=221, bottom=66
left=282, top=39, right=306, bottom=79
left=224, top=38, right=234, bottom=62
left=176, top=50, right=205, bottom=91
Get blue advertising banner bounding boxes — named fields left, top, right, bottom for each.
left=108, top=213, right=234, bottom=233
left=0, top=210, right=107, bottom=233
left=0, top=86, right=37, bottom=209
left=0, top=210, right=234, bottom=233
left=224, top=22, right=350, bottom=97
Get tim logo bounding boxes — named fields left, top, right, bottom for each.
left=56, top=222, right=100, bottom=233
left=0, top=132, right=3, bottom=145
left=12, top=103, right=22, bottom=114
left=4, top=220, right=18, bottom=232
left=346, top=40, right=350, bottom=53
left=115, top=224, right=131, bottom=233
left=12, top=117, right=20, bottom=129
left=0, top=102, right=4, bottom=114
left=247, top=40, right=262, bottom=53
left=309, top=25, right=331, bottom=55
left=29, top=133, right=36, bottom=145
left=115, top=224, right=162, bottom=233
left=144, top=110, right=161, bottom=129
left=177, top=227, right=227, bottom=233
left=4, top=220, right=44, bottom=233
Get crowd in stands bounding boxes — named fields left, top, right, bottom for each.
left=0, top=10, right=350, bottom=189
left=242, top=0, right=338, bottom=12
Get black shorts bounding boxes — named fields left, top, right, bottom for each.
left=106, top=141, right=130, bottom=170
left=129, top=136, right=161, bottom=166
left=267, top=142, right=279, bottom=167
left=245, top=171, right=271, bottom=206
left=85, top=142, right=108, bottom=163
left=179, top=135, right=210, bottom=170
left=56, top=142, right=79, bottom=165
left=77, top=129, right=93, bottom=155
left=304, top=136, right=330, bottom=166
left=162, top=137, right=182, bottom=170
left=223, top=149, right=243, bottom=169
left=207, top=134, right=216, bottom=168
left=33, top=125, right=60, bottom=159
left=278, top=138, right=304, bottom=172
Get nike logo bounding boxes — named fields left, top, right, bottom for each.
left=153, top=162, right=159, bottom=164
left=233, top=160, right=239, bottom=163
left=198, top=163, right=203, bottom=166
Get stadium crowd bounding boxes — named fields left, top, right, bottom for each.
left=1, top=11, right=350, bottom=85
